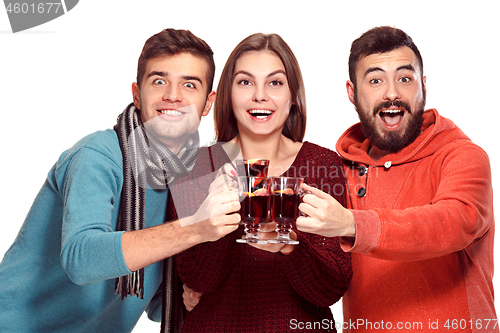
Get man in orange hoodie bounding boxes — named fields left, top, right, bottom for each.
left=297, top=26, right=497, bottom=332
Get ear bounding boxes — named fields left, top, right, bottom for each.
left=346, top=80, right=356, bottom=105
left=202, top=90, right=216, bottom=117
left=422, top=76, right=427, bottom=94
left=132, top=82, right=141, bottom=109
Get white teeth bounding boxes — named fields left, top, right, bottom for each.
left=248, top=110, right=273, bottom=118
left=380, top=109, right=402, bottom=114
left=159, top=110, right=183, bottom=116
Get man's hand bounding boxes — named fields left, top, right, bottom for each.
left=183, top=284, right=202, bottom=311
left=296, top=183, right=355, bottom=238
left=122, top=165, right=241, bottom=272
left=181, top=170, right=241, bottom=242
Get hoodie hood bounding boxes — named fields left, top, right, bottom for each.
left=336, top=109, right=471, bottom=166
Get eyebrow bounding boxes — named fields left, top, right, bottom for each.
left=364, top=64, right=415, bottom=77
left=146, top=71, right=204, bottom=85
left=234, top=69, right=286, bottom=78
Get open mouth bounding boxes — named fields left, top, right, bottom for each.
left=247, top=109, right=274, bottom=120
left=379, top=109, right=405, bottom=128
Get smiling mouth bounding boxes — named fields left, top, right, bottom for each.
left=158, top=109, right=185, bottom=116
left=247, top=109, right=274, bottom=119
left=379, top=109, right=405, bottom=127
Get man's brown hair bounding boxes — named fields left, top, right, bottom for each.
left=136, top=28, right=215, bottom=97
left=349, top=26, right=424, bottom=87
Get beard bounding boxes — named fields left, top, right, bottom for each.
left=354, top=91, right=426, bottom=153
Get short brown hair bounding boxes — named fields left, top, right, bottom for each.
left=349, top=26, right=423, bottom=87
left=214, top=33, right=306, bottom=142
left=136, top=28, right=215, bottom=96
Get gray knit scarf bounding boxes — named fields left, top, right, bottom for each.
left=113, top=103, right=199, bottom=299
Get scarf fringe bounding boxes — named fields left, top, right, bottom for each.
left=115, top=270, right=144, bottom=299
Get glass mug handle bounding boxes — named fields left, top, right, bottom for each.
left=299, top=188, right=312, bottom=217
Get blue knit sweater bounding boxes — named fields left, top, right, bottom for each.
left=0, top=129, right=167, bottom=332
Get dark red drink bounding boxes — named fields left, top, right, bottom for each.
left=236, top=176, right=270, bottom=244
left=269, top=177, right=302, bottom=245
left=271, top=192, right=299, bottom=229
left=239, top=194, right=269, bottom=226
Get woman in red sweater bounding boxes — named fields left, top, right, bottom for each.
left=170, top=33, right=352, bottom=332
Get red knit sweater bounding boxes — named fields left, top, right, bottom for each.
left=168, top=142, right=352, bottom=332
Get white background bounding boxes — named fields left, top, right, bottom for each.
left=1, top=1, right=498, bottom=331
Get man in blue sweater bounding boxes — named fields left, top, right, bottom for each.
left=0, top=29, right=241, bottom=332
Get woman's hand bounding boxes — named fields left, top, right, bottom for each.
left=183, top=284, right=203, bottom=311
left=246, top=222, right=296, bottom=255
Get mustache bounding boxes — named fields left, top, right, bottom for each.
left=373, top=100, right=412, bottom=116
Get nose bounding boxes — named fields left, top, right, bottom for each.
left=383, top=80, right=401, bottom=101
left=252, top=85, right=268, bottom=102
left=163, top=84, right=182, bottom=103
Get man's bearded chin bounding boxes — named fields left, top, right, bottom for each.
left=354, top=92, right=426, bottom=153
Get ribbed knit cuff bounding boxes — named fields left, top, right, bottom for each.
left=340, top=209, right=381, bottom=254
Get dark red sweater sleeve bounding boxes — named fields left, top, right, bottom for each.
left=279, top=142, right=352, bottom=306
left=176, top=227, right=242, bottom=294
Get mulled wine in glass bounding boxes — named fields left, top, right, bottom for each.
left=269, top=177, right=303, bottom=245
left=236, top=176, right=270, bottom=244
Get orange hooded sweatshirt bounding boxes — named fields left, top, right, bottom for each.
left=336, top=109, right=496, bottom=332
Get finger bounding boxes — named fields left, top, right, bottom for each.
left=259, top=222, right=277, bottom=232
left=208, top=175, right=229, bottom=193
left=296, top=215, right=314, bottom=232
left=280, top=243, right=295, bottom=255
left=212, top=199, right=240, bottom=217
left=224, top=212, right=241, bottom=226
left=182, top=285, right=202, bottom=311
left=193, top=200, right=240, bottom=225
left=247, top=242, right=282, bottom=253
left=183, top=284, right=202, bottom=296
left=302, top=183, right=331, bottom=200
left=184, top=297, right=198, bottom=311
left=211, top=164, right=240, bottom=192
left=224, top=174, right=239, bottom=192
left=298, top=201, right=316, bottom=218
left=254, top=230, right=278, bottom=240
left=209, top=183, right=239, bottom=203
left=214, top=187, right=239, bottom=204
left=183, top=298, right=195, bottom=311
left=221, top=162, right=238, bottom=178
left=214, top=163, right=238, bottom=185
left=183, top=284, right=191, bottom=293
left=217, top=220, right=240, bottom=237
left=277, top=231, right=297, bottom=254
left=300, top=192, right=328, bottom=211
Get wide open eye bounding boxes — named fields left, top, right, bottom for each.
left=237, top=79, right=252, bottom=86
left=269, top=80, right=284, bottom=87
left=399, top=76, right=412, bottom=84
